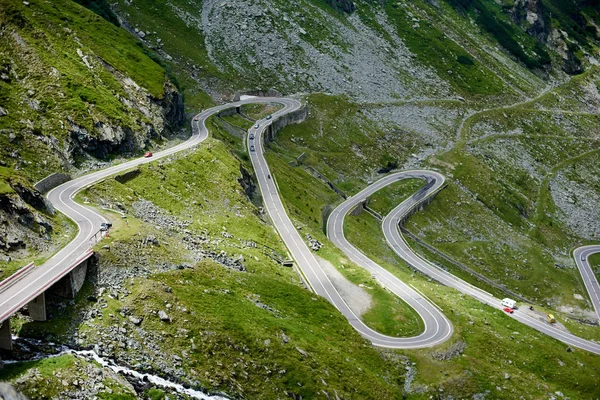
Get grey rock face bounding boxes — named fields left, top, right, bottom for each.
left=158, top=310, right=170, bottom=322
left=199, top=0, right=449, bottom=102
left=325, top=0, right=355, bottom=13
left=0, top=383, right=29, bottom=400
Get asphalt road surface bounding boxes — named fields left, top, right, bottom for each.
left=0, top=97, right=294, bottom=324
left=249, top=103, right=454, bottom=348
left=334, top=171, right=600, bottom=354
left=573, top=245, right=600, bottom=322
left=3, top=96, right=599, bottom=355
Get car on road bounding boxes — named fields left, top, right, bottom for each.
left=249, top=133, right=254, bottom=139
left=501, top=298, right=517, bottom=309
left=250, top=145, right=255, bottom=152
left=254, top=124, right=259, bottom=129
left=266, top=114, right=272, bottom=120
left=144, top=151, right=153, bottom=158
left=193, top=116, right=199, bottom=121
left=503, top=307, right=514, bottom=314
left=100, top=222, right=112, bottom=231
left=546, top=314, right=556, bottom=323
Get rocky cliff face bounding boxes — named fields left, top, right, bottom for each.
left=510, top=0, right=585, bottom=75
left=0, top=0, right=185, bottom=181
left=0, top=0, right=184, bottom=267
left=0, top=183, right=55, bottom=262
left=69, top=81, right=184, bottom=160
left=510, top=0, right=549, bottom=42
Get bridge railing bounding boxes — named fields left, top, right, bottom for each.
left=0, top=262, right=36, bottom=294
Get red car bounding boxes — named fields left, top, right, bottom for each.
left=503, top=307, right=514, bottom=314
left=144, top=151, right=153, bottom=158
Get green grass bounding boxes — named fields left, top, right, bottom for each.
left=241, top=103, right=284, bottom=120
left=344, top=212, right=424, bottom=337
left=383, top=0, right=518, bottom=98
left=0, top=354, right=136, bottom=398
left=365, top=179, right=425, bottom=215
left=0, top=0, right=177, bottom=181
left=266, top=120, right=600, bottom=397
left=87, top=261, right=408, bottom=398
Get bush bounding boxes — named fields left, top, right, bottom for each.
left=457, top=55, right=475, bottom=66
left=73, top=0, right=120, bottom=26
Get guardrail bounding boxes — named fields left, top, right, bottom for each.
left=0, top=262, right=36, bottom=294
left=0, top=249, right=95, bottom=323
left=400, top=226, right=533, bottom=304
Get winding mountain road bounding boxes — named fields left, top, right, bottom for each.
left=0, top=97, right=296, bottom=324
left=326, top=171, right=600, bottom=354
left=2, top=96, right=599, bottom=356
left=249, top=102, right=453, bottom=349
left=573, top=246, right=600, bottom=322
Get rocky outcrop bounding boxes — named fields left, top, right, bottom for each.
left=548, top=29, right=584, bottom=75
left=10, top=183, right=54, bottom=215
left=510, top=0, right=549, bottom=42
left=157, top=86, right=185, bottom=129
left=0, top=182, right=56, bottom=257
left=0, top=383, right=29, bottom=400
left=69, top=82, right=183, bottom=160
left=238, top=165, right=258, bottom=204
left=326, top=0, right=355, bottom=13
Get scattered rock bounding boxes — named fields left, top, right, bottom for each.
left=158, top=311, right=170, bottom=322
left=296, top=347, right=308, bottom=357
left=0, top=383, right=29, bottom=399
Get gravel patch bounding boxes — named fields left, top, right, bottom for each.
left=316, top=255, right=372, bottom=316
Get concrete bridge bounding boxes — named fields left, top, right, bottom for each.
left=0, top=250, right=96, bottom=350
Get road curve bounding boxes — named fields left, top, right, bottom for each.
left=0, top=97, right=296, bottom=324
left=334, top=171, right=600, bottom=354
left=573, top=246, right=600, bottom=322
left=250, top=104, right=453, bottom=348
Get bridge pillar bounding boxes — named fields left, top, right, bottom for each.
left=0, top=319, right=12, bottom=350
left=350, top=202, right=365, bottom=216
left=51, top=258, right=89, bottom=299
left=28, top=292, right=46, bottom=321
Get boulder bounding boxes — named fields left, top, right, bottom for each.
left=158, top=310, right=170, bottom=322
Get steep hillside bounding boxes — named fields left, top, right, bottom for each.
left=1, top=0, right=600, bottom=398
left=111, top=0, right=598, bottom=102
left=0, top=0, right=184, bottom=275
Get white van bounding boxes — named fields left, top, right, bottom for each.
left=501, top=298, right=517, bottom=309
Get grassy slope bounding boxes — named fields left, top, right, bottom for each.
left=0, top=354, right=136, bottom=399
left=0, top=0, right=172, bottom=181
left=268, top=113, right=600, bottom=399
left=10, top=125, right=410, bottom=399
left=265, top=151, right=425, bottom=338
left=412, top=68, right=600, bottom=312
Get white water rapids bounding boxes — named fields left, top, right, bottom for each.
left=5, top=337, right=229, bottom=400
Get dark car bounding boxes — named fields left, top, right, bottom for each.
left=250, top=145, right=255, bottom=152
left=266, top=115, right=272, bottom=120
left=100, top=222, right=112, bottom=231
